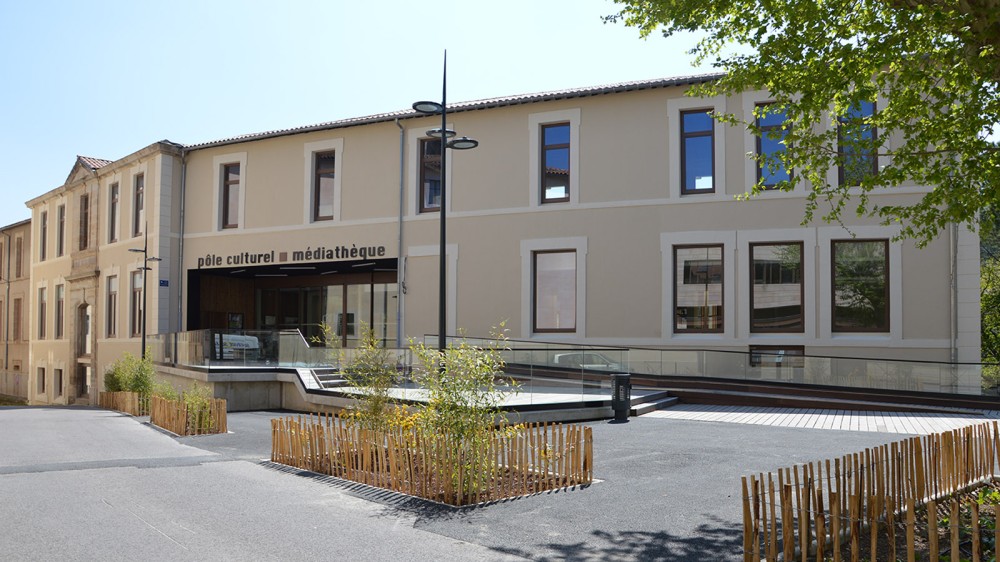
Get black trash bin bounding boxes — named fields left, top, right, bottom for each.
left=611, top=373, right=631, bottom=422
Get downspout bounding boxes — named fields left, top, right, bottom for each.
left=951, top=222, right=959, bottom=365
left=395, top=119, right=405, bottom=347
left=175, top=149, right=187, bottom=366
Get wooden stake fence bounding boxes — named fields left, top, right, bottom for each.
left=98, top=391, right=150, bottom=416
left=270, top=413, right=593, bottom=506
left=149, top=396, right=227, bottom=436
left=742, top=421, right=1000, bottom=561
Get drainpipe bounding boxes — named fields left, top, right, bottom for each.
left=395, top=119, right=405, bottom=347
left=951, top=221, right=959, bottom=365
left=175, top=149, right=187, bottom=366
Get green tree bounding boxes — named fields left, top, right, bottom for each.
left=607, top=0, right=1000, bottom=246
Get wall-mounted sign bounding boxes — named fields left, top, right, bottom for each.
left=159, top=279, right=169, bottom=287
left=196, top=244, right=389, bottom=269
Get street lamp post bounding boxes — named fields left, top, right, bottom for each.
left=129, top=227, right=161, bottom=359
left=412, top=52, right=478, bottom=353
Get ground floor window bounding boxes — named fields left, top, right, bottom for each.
left=832, top=239, right=889, bottom=332
left=533, top=250, right=576, bottom=333
left=54, top=369, right=63, bottom=397
left=673, top=245, right=723, bottom=333
left=37, top=367, right=45, bottom=395
left=750, top=242, right=804, bottom=333
left=257, top=282, right=397, bottom=347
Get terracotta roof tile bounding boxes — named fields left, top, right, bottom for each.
left=77, top=156, right=113, bottom=170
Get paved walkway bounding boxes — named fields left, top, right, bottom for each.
left=643, top=404, right=1000, bottom=434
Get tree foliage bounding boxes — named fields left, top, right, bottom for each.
left=607, top=0, right=1000, bottom=245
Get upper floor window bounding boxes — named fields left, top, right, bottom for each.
left=832, top=239, right=889, bottom=332
left=106, top=275, right=118, bottom=338
left=79, top=193, right=90, bottom=251
left=674, top=245, right=724, bottom=333
left=222, top=163, right=240, bottom=229
left=419, top=139, right=442, bottom=213
left=130, top=270, right=142, bottom=337
left=838, top=100, right=877, bottom=186
left=541, top=123, right=571, bottom=203
left=109, top=183, right=119, bottom=243
left=56, top=204, right=65, bottom=257
left=750, top=242, right=804, bottom=333
left=133, top=174, right=145, bottom=237
left=14, top=237, right=22, bottom=278
left=12, top=298, right=21, bottom=341
left=38, top=287, right=46, bottom=340
left=39, top=211, right=47, bottom=261
left=532, top=250, right=576, bottom=333
left=681, top=109, right=715, bottom=194
left=313, top=151, right=336, bottom=221
left=55, top=284, right=64, bottom=339
left=755, top=103, right=790, bottom=189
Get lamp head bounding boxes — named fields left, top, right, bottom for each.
left=412, top=100, right=444, bottom=114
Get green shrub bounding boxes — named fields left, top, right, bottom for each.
left=103, top=350, right=155, bottom=397
left=342, top=323, right=399, bottom=430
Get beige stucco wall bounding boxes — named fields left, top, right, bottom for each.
left=0, top=220, right=31, bottom=400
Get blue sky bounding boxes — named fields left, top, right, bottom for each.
left=0, top=0, right=708, bottom=228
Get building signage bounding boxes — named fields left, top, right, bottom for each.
left=196, top=244, right=388, bottom=269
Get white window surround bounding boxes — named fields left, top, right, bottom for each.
left=212, top=152, right=248, bottom=231
left=406, top=124, right=454, bottom=217
left=131, top=161, right=149, bottom=238
left=528, top=108, right=581, bottom=207
left=520, top=236, right=587, bottom=338
left=103, top=174, right=122, bottom=246
left=741, top=90, right=805, bottom=197
left=101, top=266, right=121, bottom=342
left=817, top=225, right=902, bottom=341
left=660, top=230, right=737, bottom=340
left=668, top=95, right=728, bottom=201
left=405, top=244, right=458, bottom=338
left=737, top=228, right=818, bottom=340
left=302, top=138, right=344, bottom=223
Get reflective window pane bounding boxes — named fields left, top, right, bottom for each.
left=751, top=243, right=803, bottom=332
left=534, top=251, right=576, bottom=332
left=541, top=123, right=571, bottom=203
left=833, top=240, right=888, bottom=332
left=683, top=135, right=714, bottom=191
left=674, top=245, right=723, bottom=332
left=682, top=111, right=713, bottom=133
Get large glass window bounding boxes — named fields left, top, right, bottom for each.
left=222, top=163, right=240, bottom=229
left=419, top=138, right=442, bottom=213
left=681, top=109, right=715, bottom=194
left=832, top=239, right=889, bottom=332
left=39, top=211, right=47, bottom=261
left=674, top=245, right=723, bottom=333
left=541, top=123, right=571, bottom=203
left=130, top=271, right=142, bottom=337
left=56, top=204, right=65, bottom=257
left=106, top=275, right=118, bottom=338
left=756, top=103, right=790, bottom=188
left=533, top=250, right=576, bottom=333
left=109, top=183, right=119, bottom=243
left=313, top=151, right=335, bottom=221
left=133, top=174, right=144, bottom=237
left=750, top=242, right=804, bottom=332
left=838, top=100, right=877, bottom=186
left=55, top=284, right=64, bottom=339
left=79, top=193, right=90, bottom=250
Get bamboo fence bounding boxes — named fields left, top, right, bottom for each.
left=742, top=421, right=1000, bottom=561
left=271, top=413, right=593, bottom=506
left=98, top=391, right=150, bottom=416
left=149, top=395, right=228, bottom=436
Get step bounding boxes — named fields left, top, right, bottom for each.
left=630, top=390, right=671, bottom=407
left=632, top=397, right=680, bottom=416
left=667, top=388, right=986, bottom=416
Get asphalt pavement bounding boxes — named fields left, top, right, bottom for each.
left=0, top=406, right=908, bottom=561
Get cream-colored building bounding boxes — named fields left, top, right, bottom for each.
left=22, top=74, right=982, bottom=404
left=0, top=219, right=32, bottom=400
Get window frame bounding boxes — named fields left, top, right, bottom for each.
left=79, top=193, right=90, bottom=251
left=37, top=286, right=46, bottom=340
left=749, top=241, right=805, bottom=334
left=532, top=249, right=578, bottom=334
left=837, top=100, right=878, bottom=187
left=313, top=151, right=336, bottom=222
left=56, top=204, right=65, bottom=257
left=37, top=367, right=45, bottom=395
left=540, top=122, right=571, bottom=204
left=108, top=182, right=119, bottom=243
left=106, top=275, right=118, bottom=338
left=130, top=270, right=142, bottom=337
left=12, top=298, right=21, bottom=341
left=680, top=109, right=716, bottom=195
left=39, top=210, right=47, bottom=261
left=754, top=102, right=792, bottom=189
left=55, top=284, right=64, bottom=339
left=54, top=368, right=63, bottom=398
left=673, top=244, right=724, bottom=334
left=221, top=162, right=240, bottom=229
left=14, top=237, right=22, bottom=278
left=418, top=138, right=443, bottom=214
left=831, top=238, right=890, bottom=333
left=133, top=173, right=144, bottom=237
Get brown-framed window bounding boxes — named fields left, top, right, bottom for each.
left=55, top=284, right=64, bottom=339
left=12, top=298, right=21, bottom=341
left=130, top=271, right=142, bottom=337
left=832, top=239, right=889, bottom=332
left=749, top=345, right=805, bottom=368
left=750, top=242, right=804, bottom=333
left=79, top=193, right=90, bottom=250
left=419, top=139, right=442, bottom=213
left=39, top=211, right=47, bottom=261
left=37, top=367, right=45, bottom=395
left=673, top=245, right=724, bottom=333
left=106, top=275, right=118, bottom=338
left=755, top=103, right=790, bottom=189
left=133, top=174, right=144, bottom=237
left=222, top=163, right=240, bottom=229
left=681, top=109, right=715, bottom=194
left=838, top=100, right=877, bottom=186
left=14, top=237, right=22, bottom=278
left=38, top=287, right=46, bottom=340
left=313, top=151, right=335, bottom=221
left=56, top=204, right=65, bottom=257
left=541, top=123, right=571, bottom=203
left=109, top=183, right=119, bottom=243
left=532, top=250, right=576, bottom=333
left=54, top=369, right=63, bottom=397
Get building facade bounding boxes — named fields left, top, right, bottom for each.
left=0, top=219, right=32, bottom=400
left=20, top=75, right=982, bottom=404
